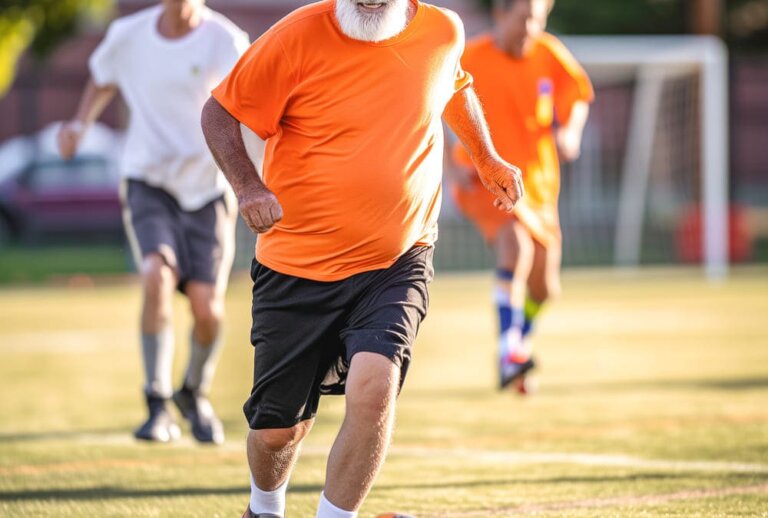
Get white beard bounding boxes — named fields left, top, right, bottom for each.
left=335, top=0, right=409, bottom=43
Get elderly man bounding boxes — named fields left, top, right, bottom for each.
left=449, top=0, right=593, bottom=393
left=58, top=0, right=249, bottom=444
left=201, top=0, right=523, bottom=516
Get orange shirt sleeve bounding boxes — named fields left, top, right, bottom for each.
left=454, top=62, right=473, bottom=93
left=211, top=30, right=298, bottom=140
left=544, top=34, right=594, bottom=125
left=446, top=10, right=473, bottom=94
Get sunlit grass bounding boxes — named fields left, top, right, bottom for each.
left=1, top=267, right=767, bottom=516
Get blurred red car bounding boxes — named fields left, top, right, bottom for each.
left=0, top=156, right=123, bottom=245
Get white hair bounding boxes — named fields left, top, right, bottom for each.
left=335, top=0, right=409, bottom=43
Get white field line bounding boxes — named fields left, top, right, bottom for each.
left=68, top=439, right=768, bottom=475
left=4, top=435, right=768, bottom=477
left=381, top=446, right=768, bottom=474
left=0, top=329, right=134, bottom=352
left=427, top=482, right=768, bottom=517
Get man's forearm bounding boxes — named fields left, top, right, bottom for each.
left=73, top=79, right=117, bottom=126
left=443, top=87, right=500, bottom=167
left=565, top=100, right=589, bottom=137
left=443, top=87, right=523, bottom=212
left=201, top=97, right=265, bottom=197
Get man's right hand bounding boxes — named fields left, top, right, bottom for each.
left=57, top=122, right=83, bottom=160
left=238, top=186, right=284, bottom=234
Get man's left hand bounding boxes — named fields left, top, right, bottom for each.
left=475, top=156, right=524, bottom=212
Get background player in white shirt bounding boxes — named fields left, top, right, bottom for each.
left=58, top=0, right=249, bottom=444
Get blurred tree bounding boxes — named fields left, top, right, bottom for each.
left=476, top=0, right=686, bottom=34
left=0, top=0, right=113, bottom=96
left=476, top=0, right=768, bottom=51
left=728, top=0, right=768, bottom=52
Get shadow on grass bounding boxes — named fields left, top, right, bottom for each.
left=373, top=471, right=762, bottom=492
left=0, top=484, right=324, bottom=502
left=3, top=473, right=760, bottom=502
left=0, top=420, right=245, bottom=443
left=542, top=376, right=768, bottom=395
left=409, top=376, right=768, bottom=399
left=0, top=428, right=133, bottom=443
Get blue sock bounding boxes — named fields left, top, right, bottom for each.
left=495, top=269, right=525, bottom=362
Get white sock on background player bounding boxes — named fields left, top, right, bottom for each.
left=184, top=330, right=223, bottom=393
left=141, top=326, right=175, bottom=397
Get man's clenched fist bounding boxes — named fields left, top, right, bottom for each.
left=475, top=155, right=524, bottom=212
left=238, top=185, right=284, bottom=234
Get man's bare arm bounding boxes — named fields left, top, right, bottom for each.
left=556, top=100, right=589, bottom=162
left=58, top=79, right=118, bottom=159
left=201, top=96, right=283, bottom=234
left=443, top=87, right=523, bottom=212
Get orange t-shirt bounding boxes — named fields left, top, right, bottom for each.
left=212, top=0, right=472, bottom=281
left=453, top=33, right=593, bottom=211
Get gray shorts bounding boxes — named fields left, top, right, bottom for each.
left=121, top=179, right=236, bottom=292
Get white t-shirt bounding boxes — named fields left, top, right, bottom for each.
left=90, top=5, right=249, bottom=210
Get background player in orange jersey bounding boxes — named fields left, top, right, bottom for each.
left=449, top=0, right=593, bottom=392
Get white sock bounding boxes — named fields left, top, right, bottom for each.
left=316, top=492, right=357, bottom=518
left=184, top=329, right=223, bottom=394
left=249, top=473, right=287, bottom=517
left=141, top=326, right=175, bottom=398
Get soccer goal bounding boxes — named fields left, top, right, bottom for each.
left=558, top=35, right=729, bottom=279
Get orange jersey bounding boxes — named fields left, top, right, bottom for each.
left=213, top=0, right=471, bottom=281
left=452, top=33, right=593, bottom=244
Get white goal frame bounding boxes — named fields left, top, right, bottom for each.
left=561, top=35, right=729, bottom=280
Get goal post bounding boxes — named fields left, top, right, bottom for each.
left=562, top=35, right=730, bottom=280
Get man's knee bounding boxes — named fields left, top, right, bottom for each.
left=252, top=422, right=311, bottom=452
left=189, top=289, right=223, bottom=336
left=497, top=222, right=534, bottom=273
left=537, top=254, right=563, bottom=302
left=345, top=357, right=398, bottom=421
left=192, top=299, right=223, bottom=328
left=141, top=255, right=174, bottom=300
left=530, top=274, right=561, bottom=304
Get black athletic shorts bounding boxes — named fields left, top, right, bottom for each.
left=122, top=179, right=236, bottom=292
left=244, top=245, right=434, bottom=430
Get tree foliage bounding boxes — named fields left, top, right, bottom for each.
left=476, top=0, right=768, bottom=51
left=0, top=0, right=113, bottom=96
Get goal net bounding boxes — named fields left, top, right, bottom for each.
left=436, top=35, right=729, bottom=279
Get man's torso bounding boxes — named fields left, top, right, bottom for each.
left=216, top=1, right=470, bottom=280
left=99, top=6, right=247, bottom=209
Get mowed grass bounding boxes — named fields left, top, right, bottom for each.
left=0, top=267, right=767, bottom=517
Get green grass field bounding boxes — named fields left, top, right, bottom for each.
left=1, top=267, right=767, bottom=517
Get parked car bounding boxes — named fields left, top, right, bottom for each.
left=0, top=155, right=123, bottom=245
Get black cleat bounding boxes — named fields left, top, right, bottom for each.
left=134, top=394, right=181, bottom=442
left=173, top=385, right=224, bottom=444
left=242, top=507, right=281, bottom=518
left=499, top=357, right=536, bottom=391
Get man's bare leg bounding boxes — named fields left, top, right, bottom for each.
left=135, top=253, right=179, bottom=441
left=322, top=352, right=400, bottom=512
left=246, top=420, right=313, bottom=515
